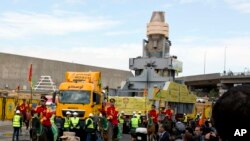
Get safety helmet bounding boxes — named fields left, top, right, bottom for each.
left=121, top=111, right=124, bottom=114
left=73, top=112, right=78, bottom=116
left=89, top=113, right=93, bottom=117
left=99, top=113, right=103, bottom=117
left=66, top=111, right=71, bottom=115
left=138, top=111, right=141, bottom=114
left=16, top=110, right=20, bottom=114
left=133, top=111, right=136, bottom=114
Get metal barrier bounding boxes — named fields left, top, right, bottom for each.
left=220, top=71, right=250, bottom=77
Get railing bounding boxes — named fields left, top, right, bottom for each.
left=220, top=71, right=250, bottom=77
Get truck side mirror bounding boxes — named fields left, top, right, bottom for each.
left=52, top=91, right=58, bottom=103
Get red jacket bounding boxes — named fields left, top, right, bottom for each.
left=165, top=109, right=173, bottom=120
left=34, top=105, right=52, bottom=127
left=19, top=103, right=28, bottom=113
left=149, top=109, right=158, bottom=123
left=106, top=106, right=118, bottom=125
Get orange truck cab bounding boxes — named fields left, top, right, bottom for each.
left=53, top=72, right=103, bottom=121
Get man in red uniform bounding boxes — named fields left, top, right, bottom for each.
left=19, top=99, right=29, bottom=130
left=106, top=98, right=118, bottom=140
left=19, top=99, right=28, bottom=117
left=33, top=96, right=54, bottom=141
left=148, top=104, right=158, bottom=124
left=165, top=107, right=173, bottom=121
left=148, top=104, right=159, bottom=138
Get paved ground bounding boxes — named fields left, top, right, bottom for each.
left=0, top=125, right=30, bottom=141
left=0, top=121, right=131, bottom=141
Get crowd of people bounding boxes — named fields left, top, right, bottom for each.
left=11, top=85, right=250, bottom=141
left=130, top=85, right=249, bottom=141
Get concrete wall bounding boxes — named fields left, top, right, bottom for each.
left=0, top=53, right=133, bottom=90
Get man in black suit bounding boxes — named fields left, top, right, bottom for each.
left=158, top=124, right=170, bottom=141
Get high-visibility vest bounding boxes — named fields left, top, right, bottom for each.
left=138, top=115, right=141, bottom=119
left=137, top=115, right=141, bottom=123
left=85, top=118, right=94, bottom=129
left=119, top=115, right=124, bottom=124
left=70, top=117, right=80, bottom=129
left=13, top=115, right=21, bottom=127
left=184, top=115, right=188, bottom=122
left=131, top=117, right=139, bottom=128
left=64, top=117, right=70, bottom=128
left=195, top=114, right=200, bottom=120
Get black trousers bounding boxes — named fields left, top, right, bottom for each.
left=113, top=124, right=118, bottom=139
left=153, top=123, right=159, bottom=140
left=44, top=126, right=54, bottom=141
left=13, top=127, right=20, bottom=141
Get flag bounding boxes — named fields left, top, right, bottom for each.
left=143, top=86, right=148, bottom=96
left=198, top=107, right=206, bottom=126
left=16, top=85, right=20, bottom=92
left=154, top=87, right=161, bottom=98
left=28, top=64, right=32, bottom=82
left=28, top=64, right=33, bottom=87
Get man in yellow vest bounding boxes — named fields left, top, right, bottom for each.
left=118, top=111, right=125, bottom=139
left=12, top=110, right=22, bottom=141
left=137, top=111, right=142, bottom=126
left=183, top=113, right=188, bottom=126
left=64, top=111, right=71, bottom=131
left=130, top=114, right=139, bottom=140
left=85, top=113, right=95, bottom=141
left=70, top=112, right=80, bottom=137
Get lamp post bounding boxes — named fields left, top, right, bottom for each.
left=224, top=47, right=227, bottom=74
left=204, top=51, right=207, bottom=74
left=244, top=67, right=249, bottom=75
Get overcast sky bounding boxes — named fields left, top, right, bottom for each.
left=0, top=0, right=250, bottom=76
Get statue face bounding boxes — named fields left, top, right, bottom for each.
left=146, top=35, right=164, bottom=55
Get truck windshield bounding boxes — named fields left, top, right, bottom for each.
left=59, top=90, right=91, bottom=104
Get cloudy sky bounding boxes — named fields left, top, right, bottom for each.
left=0, top=0, right=250, bottom=76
